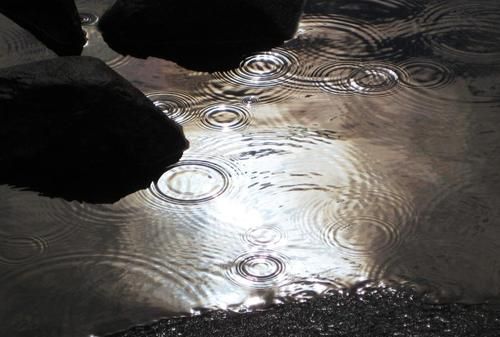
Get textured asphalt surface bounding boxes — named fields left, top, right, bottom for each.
left=109, top=285, right=500, bottom=337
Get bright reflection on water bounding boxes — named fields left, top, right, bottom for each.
left=2, top=0, right=500, bottom=336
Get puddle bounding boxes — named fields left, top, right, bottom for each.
left=1, top=0, right=500, bottom=336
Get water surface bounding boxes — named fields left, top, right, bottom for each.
left=1, top=0, right=500, bottom=336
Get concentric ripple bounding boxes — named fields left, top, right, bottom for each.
left=214, top=49, right=301, bottom=87
left=330, top=0, right=424, bottom=23
left=0, top=250, right=216, bottom=319
left=312, top=62, right=402, bottom=96
left=226, top=251, right=289, bottom=288
left=420, top=2, right=500, bottom=63
left=0, top=236, right=48, bottom=265
left=195, top=78, right=296, bottom=106
left=79, top=13, right=99, bottom=25
left=349, top=64, right=401, bottom=95
left=149, top=160, right=231, bottom=205
left=293, top=15, right=402, bottom=62
left=242, top=226, right=285, bottom=247
left=198, top=104, right=251, bottom=131
left=0, top=189, right=82, bottom=245
left=241, top=95, right=260, bottom=106
left=323, top=217, right=399, bottom=256
left=147, top=92, right=199, bottom=124
left=296, top=187, right=415, bottom=260
left=311, top=62, right=360, bottom=95
left=82, top=27, right=130, bottom=69
left=399, top=59, right=455, bottom=88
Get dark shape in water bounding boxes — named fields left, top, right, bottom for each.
left=0, top=56, right=189, bottom=203
left=98, top=0, right=306, bottom=72
left=0, top=0, right=86, bottom=56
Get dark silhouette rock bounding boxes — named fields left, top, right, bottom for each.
left=98, top=0, right=306, bottom=72
left=0, top=0, right=86, bottom=56
left=0, top=56, right=189, bottom=203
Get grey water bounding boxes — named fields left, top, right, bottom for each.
left=1, top=0, right=500, bottom=336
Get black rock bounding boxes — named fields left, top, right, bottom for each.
left=0, top=56, right=189, bottom=203
left=98, top=0, right=306, bottom=72
left=0, top=0, right=86, bottom=56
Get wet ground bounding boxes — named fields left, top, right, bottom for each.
left=108, top=284, right=500, bottom=337
left=1, top=0, right=500, bottom=336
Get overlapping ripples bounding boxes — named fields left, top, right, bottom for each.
left=214, top=49, right=301, bottom=88
left=398, top=58, right=455, bottom=89
left=0, top=188, right=81, bottom=245
left=202, top=49, right=308, bottom=105
left=295, top=188, right=416, bottom=261
left=420, top=1, right=500, bottom=63
left=0, top=250, right=219, bottom=300
left=147, top=92, right=200, bottom=124
left=0, top=249, right=220, bottom=337
left=311, top=62, right=403, bottom=96
left=292, top=15, right=403, bottom=62
left=324, top=0, right=424, bottom=23
left=3, top=0, right=500, bottom=335
left=196, top=78, right=296, bottom=105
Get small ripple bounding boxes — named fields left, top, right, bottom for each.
left=420, top=2, right=500, bottom=63
left=0, top=189, right=81, bottom=244
left=198, top=104, right=251, bottom=131
left=82, top=26, right=130, bottom=69
left=399, top=58, right=455, bottom=89
left=195, top=78, right=296, bottom=105
left=241, top=95, right=260, bottom=107
left=293, top=15, right=403, bottom=62
left=147, top=92, right=200, bottom=124
left=0, top=236, right=48, bottom=265
left=226, top=251, right=289, bottom=288
left=79, top=13, right=99, bottom=26
left=323, top=216, right=399, bottom=256
left=242, top=226, right=285, bottom=247
left=214, top=49, right=301, bottom=88
left=312, top=62, right=403, bottom=96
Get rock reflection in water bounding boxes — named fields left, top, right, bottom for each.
left=1, top=0, right=500, bottom=336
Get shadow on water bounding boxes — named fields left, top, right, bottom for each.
left=2, top=0, right=500, bottom=336
left=0, top=56, right=188, bottom=204
left=97, top=0, right=306, bottom=72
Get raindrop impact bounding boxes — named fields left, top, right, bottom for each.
left=226, top=251, right=289, bottom=288
left=198, top=104, right=251, bottom=131
left=150, top=160, right=231, bottom=205
left=147, top=92, right=199, bottom=124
